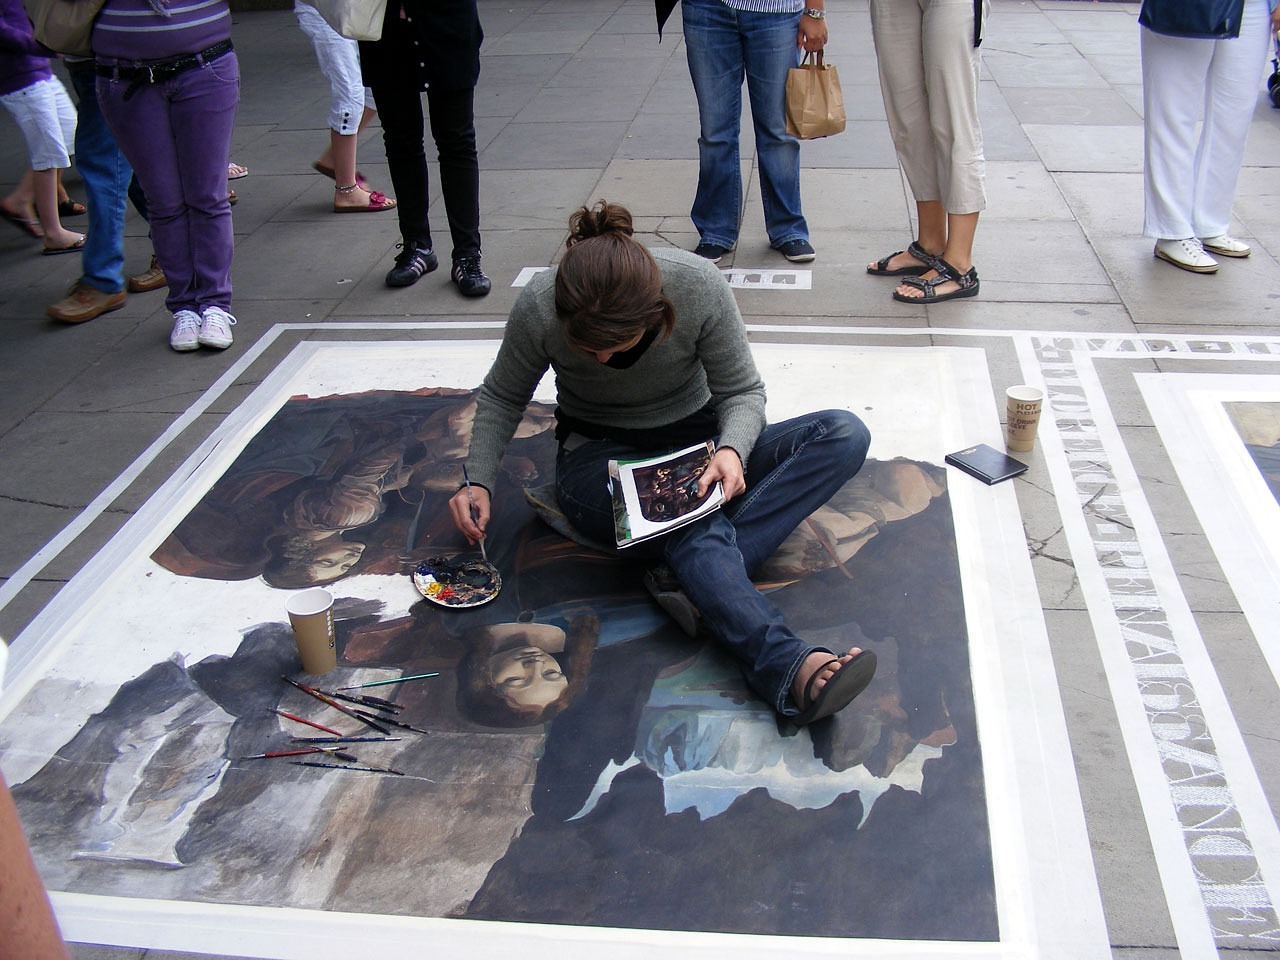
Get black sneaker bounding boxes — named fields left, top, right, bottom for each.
left=451, top=255, right=492, bottom=297
left=385, top=243, right=437, bottom=287
left=776, top=238, right=816, bottom=262
left=643, top=564, right=700, bottom=638
left=693, top=241, right=730, bottom=263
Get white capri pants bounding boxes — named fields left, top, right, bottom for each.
left=295, top=0, right=376, bottom=135
left=870, top=0, right=988, bottom=215
left=1141, top=0, right=1272, bottom=239
left=0, top=75, right=77, bottom=170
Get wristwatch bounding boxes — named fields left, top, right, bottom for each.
left=803, top=7, right=825, bottom=18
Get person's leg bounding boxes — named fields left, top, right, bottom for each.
left=1192, top=0, right=1271, bottom=239
left=32, top=168, right=80, bottom=249
left=683, top=0, right=747, bottom=249
left=1, top=77, right=80, bottom=247
left=1141, top=27, right=1212, bottom=240
left=363, top=37, right=432, bottom=250
left=67, top=61, right=131, bottom=295
left=738, top=7, right=807, bottom=247
left=1, top=169, right=41, bottom=238
left=297, top=1, right=390, bottom=210
left=553, top=438, right=815, bottom=714
left=869, top=0, right=940, bottom=273
left=724, top=409, right=871, bottom=575
left=165, top=54, right=241, bottom=313
left=424, top=84, right=481, bottom=261
left=99, top=74, right=194, bottom=311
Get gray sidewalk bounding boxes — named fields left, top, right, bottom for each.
left=2, top=1, right=1280, bottom=957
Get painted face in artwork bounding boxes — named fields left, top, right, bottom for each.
left=488, top=646, right=568, bottom=709
left=307, top=541, right=366, bottom=582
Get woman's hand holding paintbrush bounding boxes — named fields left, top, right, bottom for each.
left=447, top=466, right=490, bottom=557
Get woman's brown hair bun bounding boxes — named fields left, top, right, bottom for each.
left=566, top=200, right=634, bottom=247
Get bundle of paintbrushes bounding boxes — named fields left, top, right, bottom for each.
left=236, top=674, right=437, bottom=778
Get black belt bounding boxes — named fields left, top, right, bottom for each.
left=97, top=39, right=234, bottom=100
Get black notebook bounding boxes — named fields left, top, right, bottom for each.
left=945, top=443, right=1028, bottom=485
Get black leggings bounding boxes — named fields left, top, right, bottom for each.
left=366, top=75, right=481, bottom=260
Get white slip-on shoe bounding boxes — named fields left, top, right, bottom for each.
left=198, top=306, right=236, bottom=349
left=1154, top=237, right=1218, bottom=274
left=1199, top=234, right=1251, bottom=258
left=169, top=309, right=202, bottom=352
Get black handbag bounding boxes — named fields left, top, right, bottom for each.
left=1138, top=0, right=1245, bottom=39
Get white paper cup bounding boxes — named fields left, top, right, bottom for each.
left=1006, top=385, right=1045, bottom=453
left=286, top=588, right=336, bottom=675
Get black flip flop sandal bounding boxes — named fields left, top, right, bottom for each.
left=867, top=240, right=942, bottom=277
left=792, top=649, right=877, bottom=726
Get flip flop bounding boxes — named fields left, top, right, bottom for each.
left=867, top=240, right=941, bottom=277
left=312, top=161, right=368, bottom=189
left=2, top=207, right=42, bottom=239
left=334, top=190, right=397, bottom=213
left=227, top=162, right=249, bottom=180
left=58, top=200, right=87, bottom=217
left=41, top=235, right=86, bottom=255
left=792, top=649, right=877, bottom=726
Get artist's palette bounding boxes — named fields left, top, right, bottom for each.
left=412, top=556, right=502, bottom=608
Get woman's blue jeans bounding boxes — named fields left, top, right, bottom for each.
left=682, top=0, right=809, bottom=250
left=555, top=409, right=871, bottom=715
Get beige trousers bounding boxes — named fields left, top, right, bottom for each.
left=870, top=0, right=989, bottom=215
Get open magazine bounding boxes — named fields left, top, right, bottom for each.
left=608, top=440, right=725, bottom=548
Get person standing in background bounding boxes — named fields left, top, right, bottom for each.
left=359, top=0, right=490, bottom=297
left=0, top=0, right=85, bottom=254
left=45, top=56, right=134, bottom=324
left=1141, top=0, right=1280, bottom=273
left=93, top=0, right=240, bottom=352
left=681, top=0, right=825, bottom=265
left=866, top=0, right=987, bottom=305
left=294, top=1, right=395, bottom=214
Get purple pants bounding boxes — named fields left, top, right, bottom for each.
left=97, top=52, right=240, bottom=314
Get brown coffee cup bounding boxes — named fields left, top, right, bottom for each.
left=286, top=588, right=336, bottom=674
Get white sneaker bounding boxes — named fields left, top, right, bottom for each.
left=1154, top=237, right=1218, bottom=274
left=169, top=309, right=202, bottom=352
left=1199, top=234, right=1251, bottom=258
left=198, top=306, right=236, bottom=349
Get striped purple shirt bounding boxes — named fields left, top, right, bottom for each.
left=92, top=0, right=231, bottom=62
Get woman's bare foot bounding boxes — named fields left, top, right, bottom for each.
left=41, top=226, right=85, bottom=250
left=793, top=648, right=858, bottom=705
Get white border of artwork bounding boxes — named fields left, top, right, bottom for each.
left=1135, top=371, right=1280, bottom=686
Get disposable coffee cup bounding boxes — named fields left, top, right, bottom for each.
left=1006, top=385, right=1045, bottom=453
left=286, top=588, right=336, bottom=674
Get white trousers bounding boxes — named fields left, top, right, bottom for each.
left=295, top=0, right=376, bottom=135
left=1141, top=0, right=1272, bottom=239
left=870, top=0, right=989, bottom=215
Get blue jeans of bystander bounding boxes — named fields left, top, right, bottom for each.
left=68, top=61, right=132, bottom=296
left=682, top=0, right=808, bottom=250
left=555, top=409, right=870, bottom=715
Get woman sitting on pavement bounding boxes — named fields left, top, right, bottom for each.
left=448, top=200, right=877, bottom=726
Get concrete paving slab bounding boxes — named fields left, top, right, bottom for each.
left=1024, top=122, right=1144, bottom=173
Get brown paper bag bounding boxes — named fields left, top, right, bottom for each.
left=785, top=51, right=846, bottom=140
